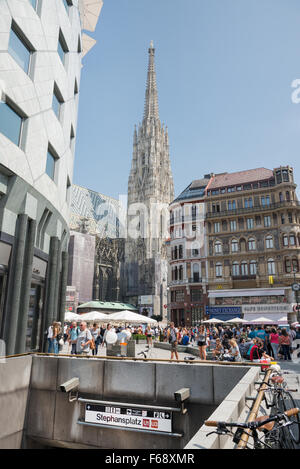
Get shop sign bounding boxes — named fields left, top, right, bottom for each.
left=242, top=304, right=292, bottom=315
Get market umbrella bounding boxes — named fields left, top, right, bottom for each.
left=79, top=311, right=108, bottom=322
left=277, top=316, right=288, bottom=324
left=202, top=318, right=225, bottom=324
left=250, top=317, right=273, bottom=324
left=106, top=310, right=157, bottom=324
left=64, top=312, right=82, bottom=322
left=225, top=317, right=248, bottom=324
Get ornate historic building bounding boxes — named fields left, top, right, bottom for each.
left=124, top=42, right=174, bottom=319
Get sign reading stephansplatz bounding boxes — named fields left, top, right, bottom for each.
left=85, top=404, right=172, bottom=433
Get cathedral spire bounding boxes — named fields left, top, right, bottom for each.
left=143, top=40, right=159, bottom=121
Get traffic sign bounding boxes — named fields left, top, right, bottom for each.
left=292, top=283, right=300, bottom=292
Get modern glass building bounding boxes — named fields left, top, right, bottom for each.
left=0, top=0, right=103, bottom=354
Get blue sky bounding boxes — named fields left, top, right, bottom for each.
left=75, top=0, right=300, bottom=200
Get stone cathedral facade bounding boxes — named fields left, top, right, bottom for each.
left=124, top=42, right=174, bottom=319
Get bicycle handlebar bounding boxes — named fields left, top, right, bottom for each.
left=205, top=408, right=299, bottom=429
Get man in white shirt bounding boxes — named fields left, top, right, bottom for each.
left=76, top=322, right=93, bottom=355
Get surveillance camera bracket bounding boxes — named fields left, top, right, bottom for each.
left=68, top=389, right=79, bottom=403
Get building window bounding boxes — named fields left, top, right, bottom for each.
left=241, top=262, right=248, bottom=276
left=265, top=235, right=274, bottom=249
left=230, top=220, right=237, bottom=231
left=232, top=262, right=239, bottom=277
left=0, top=99, right=24, bottom=146
left=279, top=192, right=283, bottom=202
left=247, top=218, right=254, bottom=229
left=285, top=258, right=292, bottom=273
left=231, top=239, right=239, bottom=253
left=58, top=30, right=68, bottom=65
left=46, top=147, right=57, bottom=180
left=281, top=214, right=285, bottom=225
left=292, top=258, right=299, bottom=272
left=290, top=234, right=296, bottom=246
left=264, top=216, right=271, bottom=227
left=214, top=222, right=220, bottom=233
left=175, top=290, right=184, bottom=302
left=215, top=241, right=222, bottom=254
left=63, top=0, right=72, bottom=14
left=248, top=238, right=256, bottom=251
left=191, top=289, right=202, bottom=302
left=288, top=212, right=293, bottom=224
left=250, top=261, right=257, bottom=276
left=228, top=200, right=236, bottom=210
left=245, top=198, right=253, bottom=208
left=8, top=24, right=33, bottom=74
left=29, top=0, right=38, bottom=9
left=216, top=263, right=223, bottom=278
left=283, top=235, right=289, bottom=247
left=261, top=195, right=270, bottom=206
left=267, top=259, right=276, bottom=275
left=52, top=85, right=63, bottom=120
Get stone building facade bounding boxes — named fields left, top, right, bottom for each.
left=0, top=0, right=102, bottom=354
left=167, top=166, right=300, bottom=325
left=124, top=42, right=174, bottom=319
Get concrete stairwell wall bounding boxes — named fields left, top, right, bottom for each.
left=0, top=356, right=32, bottom=448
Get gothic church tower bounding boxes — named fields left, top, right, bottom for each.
left=124, top=42, right=174, bottom=319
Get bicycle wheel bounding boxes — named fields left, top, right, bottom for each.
left=280, top=390, right=300, bottom=445
left=271, top=395, right=295, bottom=449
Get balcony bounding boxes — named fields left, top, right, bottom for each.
left=206, top=200, right=300, bottom=219
left=169, top=277, right=202, bottom=287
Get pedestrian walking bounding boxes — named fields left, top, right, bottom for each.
left=76, top=321, right=93, bottom=356
left=279, top=328, right=292, bottom=361
left=270, top=328, right=280, bottom=360
left=197, top=325, right=208, bottom=360
left=90, top=323, right=100, bottom=356
left=167, top=322, right=179, bottom=360
left=67, top=321, right=80, bottom=354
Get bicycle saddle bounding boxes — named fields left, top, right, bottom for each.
left=255, top=416, right=275, bottom=432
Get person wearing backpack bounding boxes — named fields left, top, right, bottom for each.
left=167, top=322, right=179, bottom=361
left=67, top=321, right=80, bottom=355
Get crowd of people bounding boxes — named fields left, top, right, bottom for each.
left=46, top=320, right=300, bottom=362
left=162, top=322, right=300, bottom=362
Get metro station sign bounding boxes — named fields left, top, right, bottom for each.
left=85, top=404, right=172, bottom=433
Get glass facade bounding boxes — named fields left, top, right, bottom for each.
left=52, top=92, right=61, bottom=119
left=58, top=36, right=66, bottom=64
left=29, top=0, right=37, bottom=9
left=0, top=101, right=22, bottom=146
left=8, top=28, right=31, bottom=74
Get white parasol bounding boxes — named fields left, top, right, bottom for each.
left=225, top=317, right=248, bottom=324
left=79, top=311, right=108, bottom=322
left=64, top=312, right=82, bottom=322
left=202, top=318, right=225, bottom=324
left=250, top=317, right=273, bottom=324
left=106, top=310, right=157, bottom=324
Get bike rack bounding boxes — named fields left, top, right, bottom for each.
left=237, top=369, right=272, bottom=449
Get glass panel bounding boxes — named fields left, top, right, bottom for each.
left=58, top=37, right=65, bottom=64
left=63, top=0, right=70, bottom=13
left=8, top=28, right=31, bottom=73
left=29, top=0, right=37, bottom=9
left=46, top=150, right=55, bottom=180
left=52, top=92, right=61, bottom=119
left=0, top=101, right=22, bottom=145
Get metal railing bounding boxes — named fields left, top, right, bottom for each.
left=206, top=200, right=300, bottom=219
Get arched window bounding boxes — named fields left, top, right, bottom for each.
left=216, top=263, right=223, bottom=278
left=232, top=262, right=239, bottom=277
left=283, top=235, right=289, bottom=247
left=290, top=234, right=296, bottom=246
left=241, top=261, right=248, bottom=276
left=231, top=239, right=239, bottom=253
left=250, top=260, right=257, bottom=276
left=265, top=235, right=274, bottom=249
left=285, top=258, right=292, bottom=273
left=292, top=258, right=299, bottom=272
left=248, top=237, right=256, bottom=251
left=215, top=240, right=222, bottom=254
left=267, top=258, right=276, bottom=275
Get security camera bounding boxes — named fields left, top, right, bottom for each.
left=60, top=377, right=79, bottom=393
left=174, top=388, right=190, bottom=403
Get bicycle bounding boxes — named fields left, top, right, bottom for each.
left=257, top=372, right=300, bottom=446
left=204, top=407, right=300, bottom=449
